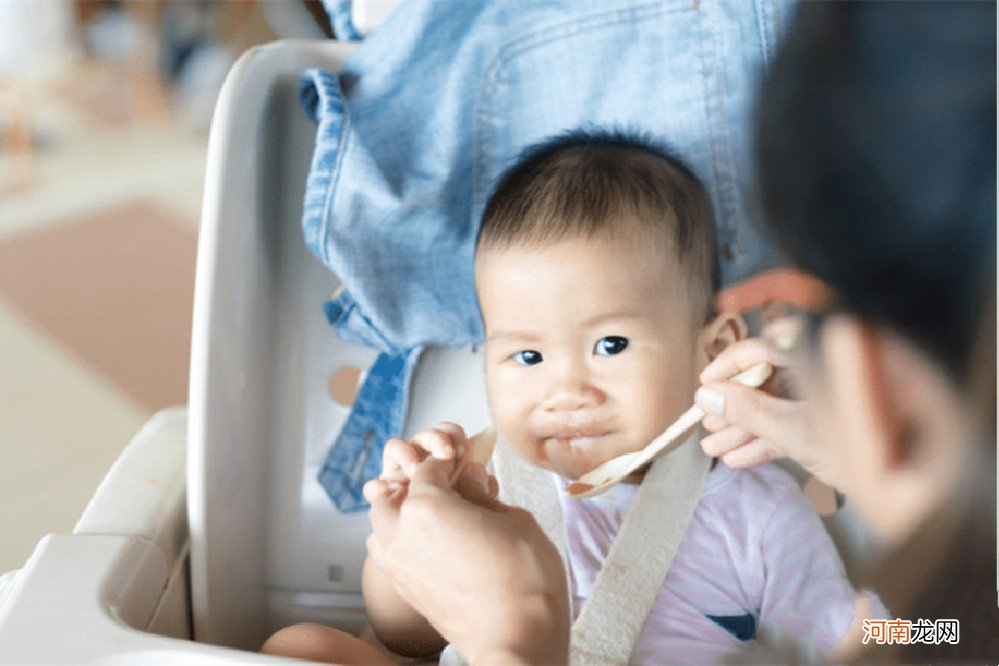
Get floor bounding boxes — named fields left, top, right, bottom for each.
left=0, top=61, right=206, bottom=573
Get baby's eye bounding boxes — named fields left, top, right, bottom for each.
left=511, top=350, right=543, bottom=366
left=594, top=336, right=629, bottom=356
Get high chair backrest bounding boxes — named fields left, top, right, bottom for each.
left=188, top=13, right=878, bottom=655
left=188, top=39, right=492, bottom=651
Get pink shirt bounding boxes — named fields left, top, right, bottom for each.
left=558, top=462, right=886, bottom=664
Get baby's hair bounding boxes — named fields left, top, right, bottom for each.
left=477, top=129, right=719, bottom=317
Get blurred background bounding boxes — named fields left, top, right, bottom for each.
left=0, top=0, right=332, bottom=573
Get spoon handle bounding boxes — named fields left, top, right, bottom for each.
left=566, top=405, right=705, bottom=498
left=567, top=363, right=773, bottom=498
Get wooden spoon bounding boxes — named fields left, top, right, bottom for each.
left=566, top=363, right=773, bottom=498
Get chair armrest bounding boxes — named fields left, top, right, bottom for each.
left=74, top=407, right=188, bottom=565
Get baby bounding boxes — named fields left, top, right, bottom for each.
left=264, top=131, right=883, bottom=663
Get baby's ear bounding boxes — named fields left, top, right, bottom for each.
left=699, top=312, right=747, bottom=362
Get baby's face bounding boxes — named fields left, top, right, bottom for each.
left=476, top=230, right=707, bottom=480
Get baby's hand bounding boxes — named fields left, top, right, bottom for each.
left=363, top=422, right=499, bottom=501
left=382, top=422, right=469, bottom=483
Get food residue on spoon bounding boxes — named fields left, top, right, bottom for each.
left=566, top=481, right=594, bottom=495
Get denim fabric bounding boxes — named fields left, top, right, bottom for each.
left=322, top=0, right=362, bottom=41
left=303, top=0, right=796, bottom=512
left=317, top=348, right=420, bottom=512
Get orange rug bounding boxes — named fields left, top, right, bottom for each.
left=0, top=200, right=198, bottom=411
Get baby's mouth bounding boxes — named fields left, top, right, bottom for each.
left=542, top=429, right=611, bottom=453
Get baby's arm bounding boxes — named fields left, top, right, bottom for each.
left=361, top=423, right=471, bottom=658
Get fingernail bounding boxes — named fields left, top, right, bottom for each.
left=456, top=444, right=465, bottom=458
left=695, top=387, right=725, bottom=416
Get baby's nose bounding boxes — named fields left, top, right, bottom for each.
left=544, top=391, right=595, bottom=412
left=543, top=368, right=603, bottom=412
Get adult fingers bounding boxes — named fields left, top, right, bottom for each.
left=411, top=425, right=463, bottom=460
left=382, top=437, right=422, bottom=478
left=452, top=463, right=508, bottom=511
left=363, top=477, right=410, bottom=502
left=363, top=478, right=389, bottom=502
left=700, top=337, right=783, bottom=384
left=405, top=456, right=508, bottom=512
left=721, top=438, right=782, bottom=468
left=458, top=461, right=490, bottom=494
left=434, top=421, right=467, bottom=442
left=701, top=425, right=756, bottom=458
left=700, top=338, right=798, bottom=402
left=433, top=421, right=468, bottom=459
left=694, top=381, right=801, bottom=459
left=406, top=454, right=460, bottom=491
left=701, top=413, right=729, bottom=433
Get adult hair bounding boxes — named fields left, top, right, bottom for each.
left=755, top=2, right=996, bottom=661
left=478, top=129, right=719, bottom=317
left=756, top=1, right=996, bottom=386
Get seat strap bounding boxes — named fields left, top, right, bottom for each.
left=493, top=431, right=709, bottom=665
left=492, top=437, right=569, bottom=559
left=570, top=432, right=708, bottom=665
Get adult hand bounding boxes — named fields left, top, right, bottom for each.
left=361, top=422, right=501, bottom=656
left=364, top=456, right=570, bottom=666
left=694, top=324, right=840, bottom=488
left=378, top=422, right=499, bottom=495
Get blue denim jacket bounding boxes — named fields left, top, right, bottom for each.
left=303, top=0, right=796, bottom=512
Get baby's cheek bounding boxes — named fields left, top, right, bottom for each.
left=508, top=429, right=547, bottom=467
left=488, top=390, right=517, bottom=433
left=638, top=373, right=693, bottom=420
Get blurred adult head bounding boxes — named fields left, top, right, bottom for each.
left=755, top=1, right=995, bottom=660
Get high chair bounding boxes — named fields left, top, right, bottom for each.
left=0, top=7, right=878, bottom=663
left=0, top=30, right=491, bottom=662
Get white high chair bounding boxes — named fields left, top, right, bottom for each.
left=0, top=27, right=490, bottom=666
left=0, top=5, right=878, bottom=662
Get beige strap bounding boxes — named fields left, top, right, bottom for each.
left=492, top=437, right=568, bottom=560
left=568, top=431, right=709, bottom=665
left=492, top=432, right=708, bottom=665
